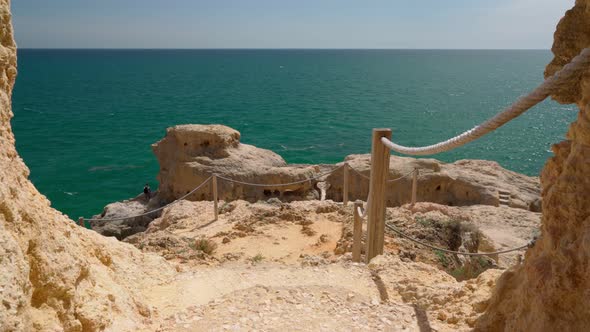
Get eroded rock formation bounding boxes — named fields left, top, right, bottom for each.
left=476, top=1, right=590, bottom=330
left=325, top=155, right=540, bottom=211
left=153, top=124, right=321, bottom=202
left=0, top=2, right=176, bottom=330
left=151, top=124, right=540, bottom=210
left=88, top=193, right=162, bottom=240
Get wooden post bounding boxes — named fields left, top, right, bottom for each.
left=343, top=163, right=349, bottom=206
left=411, top=168, right=419, bottom=207
left=212, top=174, right=219, bottom=221
left=366, top=128, right=392, bottom=263
left=352, top=200, right=363, bottom=262
left=78, top=217, right=84, bottom=227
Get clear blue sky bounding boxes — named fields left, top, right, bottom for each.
left=12, top=0, right=573, bottom=49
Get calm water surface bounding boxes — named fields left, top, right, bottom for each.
left=12, top=49, right=576, bottom=218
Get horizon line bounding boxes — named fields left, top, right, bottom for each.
left=18, top=47, right=551, bottom=51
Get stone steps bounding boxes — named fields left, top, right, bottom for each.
left=498, top=190, right=511, bottom=206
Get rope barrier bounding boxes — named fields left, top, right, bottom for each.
left=385, top=223, right=535, bottom=256
left=357, top=205, right=367, bottom=219
left=85, top=176, right=213, bottom=222
left=216, top=165, right=343, bottom=187
left=85, top=166, right=344, bottom=222
left=348, top=166, right=416, bottom=183
left=380, top=47, right=590, bottom=156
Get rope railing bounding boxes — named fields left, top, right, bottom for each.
left=356, top=205, right=366, bottom=219
left=84, top=176, right=213, bottom=222
left=216, top=165, right=343, bottom=187
left=348, top=166, right=416, bottom=183
left=380, top=47, right=590, bottom=156
left=385, top=223, right=535, bottom=256
left=83, top=165, right=347, bottom=223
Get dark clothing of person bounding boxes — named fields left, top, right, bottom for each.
left=143, top=186, right=151, bottom=200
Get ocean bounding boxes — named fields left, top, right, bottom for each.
left=12, top=49, right=576, bottom=219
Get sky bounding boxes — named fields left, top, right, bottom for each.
left=12, top=0, right=574, bottom=49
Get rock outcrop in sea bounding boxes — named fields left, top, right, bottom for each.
left=153, top=124, right=320, bottom=202
left=152, top=124, right=540, bottom=209
left=90, top=124, right=541, bottom=239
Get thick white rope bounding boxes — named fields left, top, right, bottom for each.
left=85, top=176, right=213, bottom=222
left=356, top=206, right=366, bottom=219
left=216, top=165, right=343, bottom=187
left=381, top=47, right=590, bottom=156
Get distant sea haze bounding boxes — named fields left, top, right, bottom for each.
left=12, top=49, right=575, bottom=219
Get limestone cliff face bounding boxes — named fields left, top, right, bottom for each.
left=0, top=1, right=175, bottom=331
left=151, top=124, right=540, bottom=211
left=476, top=1, right=590, bottom=330
left=153, top=124, right=321, bottom=202
left=325, top=155, right=540, bottom=211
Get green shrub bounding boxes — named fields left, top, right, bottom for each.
left=434, top=250, right=449, bottom=268
left=251, top=253, right=264, bottom=263
left=189, top=238, right=218, bottom=255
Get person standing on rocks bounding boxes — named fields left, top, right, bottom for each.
left=143, top=183, right=151, bottom=201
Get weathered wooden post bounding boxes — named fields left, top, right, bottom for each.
left=78, top=217, right=85, bottom=227
left=343, top=163, right=349, bottom=206
left=366, top=128, right=392, bottom=263
left=352, top=200, right=363, bottom=262
left=212, top=174, right=219, bottom=221
left=411, top=168, right=419, bottom=207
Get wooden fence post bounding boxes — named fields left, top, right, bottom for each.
left=78, top=217, right=85, bottom=227
left=212, top=174, right=219, bottom=221
left=352, top=200, right=363, bottom=262
left=366, top=128, right=392, bottom=263
left=343, top=163, right=349, bottom=206
left=411, top=168, right=419, bottom=207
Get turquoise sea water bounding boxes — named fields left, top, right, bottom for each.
left=12, top=49, right=576, bottom=219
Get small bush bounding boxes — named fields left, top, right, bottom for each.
left=450, top=267, right=466, bottom=279
left=415, top=216, right=433, bottom=227
left=434, top=250, right=450, bottom=268
left=189, top=238, right=217, bottom=255
left=251, top=253, right=264, bottom=263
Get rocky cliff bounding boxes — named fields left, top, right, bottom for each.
left=152, top=124, right=540, bottom=209
left=476, top=1, right=590, bottom=330
left=326, top=155, right=540, bottom=211
left=91, top=124, right=540, bottom=240
left=153, top=124, right=320, bottom=202
left=0, top=2, right=176, bottom=330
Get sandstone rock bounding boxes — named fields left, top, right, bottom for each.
left=150, top=124, right=540, bottom=213
left=0, top=3, right=176, bottom=330
left=325, top=154, right=541, bottom=211
left=89, top=193, right=163, bottom=239
left=153, top=124, right=323, bottom=203
left=476, top=2, right=590, bottom=330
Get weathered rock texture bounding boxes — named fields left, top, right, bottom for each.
left=0, top=2, right=175, bottom=330
left=152, top=125, right=540, bottom=212
left=89, top=193, right=163, bottom=240
left=153, top=124, right=322, bottom=202
left=326, top=155, right=540, bottom=211
left=476, top=1, right=590, bottom=330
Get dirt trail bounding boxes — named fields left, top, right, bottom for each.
left=124, top=200, right=539, bottom=331
left=146, top=262, right=427, bottom=331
